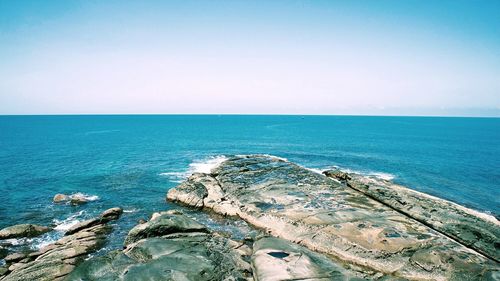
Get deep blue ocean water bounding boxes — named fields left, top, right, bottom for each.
left=0, top=115, right=499, bottom=253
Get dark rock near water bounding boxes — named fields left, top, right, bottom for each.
left=67, top=212, right=253, bottom=281
left=52, top=193, right=94, bottom=205
left=323, top=169, right=351, bottom=181
left=65, top=207, right=123, bottom=235
left=0, top=224, right=51, bottom=240
left=168, top=155, right=500, bottom=280
left=0, top=207, right=122, bottom=281
left=3, top=253, right=27, bottom=264
left=124, top=210, right=208, bottom=246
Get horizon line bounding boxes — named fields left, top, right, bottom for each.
left=0, top=113, right=499, bottom=119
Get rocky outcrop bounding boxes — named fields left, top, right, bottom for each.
left=52, top=193, right=93, bottom=205
left=0, top=207, right=122, bottom=281
left=0, top=224, right=51, bottom=240
left=124, top=211, right=208, bottom=246
left=328, top=171, right=500, bottom=263
left=53, top=194, right=69, bottom=203
left=68, top=210, right=369, bottom=281
left=167, top=155, right=500, bottom=280
left=67, top=211, right=253, bottom=281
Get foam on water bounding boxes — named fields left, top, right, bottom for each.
left=160, top=155, right=228, bottom=182
left=367, top=172, right=395, bottom=181
left=53, top=210, right=86, bottom=232
left=188, top=155, right=228, bottom=173
left=70, top=193, right=99, bottom=201
left=304, top=165, right=395, bottom=181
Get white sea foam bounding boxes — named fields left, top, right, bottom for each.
left=70, top=193, right=99, bottom=201
left=332, top=166, right=396, bottom=181
left=368, top=172, right=395, bottom=181
left=160, top=155, right=228, bottom=182
left=305, top=167, right=324, bottom=175
left=123, top=208, right=139, bottom=213
left=188, top=155, right=228, bottom=173
left=53, top=210, right=86, bottom=231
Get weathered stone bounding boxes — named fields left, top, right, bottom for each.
left=100, top=207, right=123, bottom=221
left=65, top=218, right=101, bottom=236
left=0, top=224, right=51, bottom=239
left=53, top=194, right=69, bottom=203
left=70, top=194, right=88, bottom=205
left=167, top=155, right=500, bottom=280
left=0, top=266, right=8, bottom=276
left=124, top=212, right=208, bottom=246
left=252, top=237, right=368, bottom=280
left=65, top=207, right=122, bottom=235
left=340, top=173, right=500, bottom=263
left=68, top=213, right=252, bottom=281
left=4, top=253, right=27, bottom=263
left=323, top=169, right=351, bottom=181
left=1, top=207, right=121, bottom=281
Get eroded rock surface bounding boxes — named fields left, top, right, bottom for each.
left=329, top=171, right=500, bottom=263
left=168, top=155, right=500, bottom=280
left=0, top=207, right=122, bottom=281
left=252, top=237, right=369, bottom=281
left=67, top=211, right=253, bottom=281
left=0, top=224, right=51, bottom=240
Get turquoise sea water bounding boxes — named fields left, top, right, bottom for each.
left=0, top=115, right=499, bottom=253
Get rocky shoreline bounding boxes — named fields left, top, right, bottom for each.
left=168, top=155, right=500, bottom=280
left=0, top=154, right=498, bottom=280
left=0, top=207, right=122, bottom=281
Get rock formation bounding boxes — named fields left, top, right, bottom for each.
left=66, top=211, right=253, bottom=281
left=68, top=211, right=371, bottom=281
left=168, top=155, right=500, bottom=280
left=0, top=207, right=122, bottom=281
left=0, top=224, right=51, bottom=240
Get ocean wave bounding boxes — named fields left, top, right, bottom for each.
left=70, top=193, right=99, bottom=201
left=29, top=232, right=61, bottom=250
left=367, top=172, right=395, bottom=181
left=123, top=208, right=139, bottom=213
left=160, top=155, right=228, bottom=182
left=84, top=129, right=120, bottom=136
left=305, top=167, right=324, bottom=175
left=53, top=210, right=86, bottom=231
left=304, top=164, right=396, bottom=181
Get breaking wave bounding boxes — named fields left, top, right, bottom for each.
left=160, top=155, right=228, bottom=183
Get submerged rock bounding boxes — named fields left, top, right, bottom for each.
left=67, top=212, right=253, bottom=281
left=0, top=224, right=51, bottom=240
left=168, top=155, right=500, bottom=280
left=0, top=207, right=122, bottom=281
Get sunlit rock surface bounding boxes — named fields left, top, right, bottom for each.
left=168, top=155, right=500, bottom=280
left=67, top=211, right=253, bottom=281
left=0, top=208, right=122, bottom=281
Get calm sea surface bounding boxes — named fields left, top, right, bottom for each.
left=0, top=115, right=499, bottom=252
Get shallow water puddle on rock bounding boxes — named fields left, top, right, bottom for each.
left=267, top=251, right=290, bottom=259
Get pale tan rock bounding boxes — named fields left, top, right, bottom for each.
left=167, top=155, right=500, bottom=280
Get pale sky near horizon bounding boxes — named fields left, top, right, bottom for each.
left=0, top=0, right=499, bottom=116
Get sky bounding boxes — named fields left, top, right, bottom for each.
left=0, top=0, right=499, bottom=116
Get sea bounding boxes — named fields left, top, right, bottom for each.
left=0, top=115, right=499, bottom=255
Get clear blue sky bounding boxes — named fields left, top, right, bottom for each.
left=0, top=0, right=499, bottom=116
